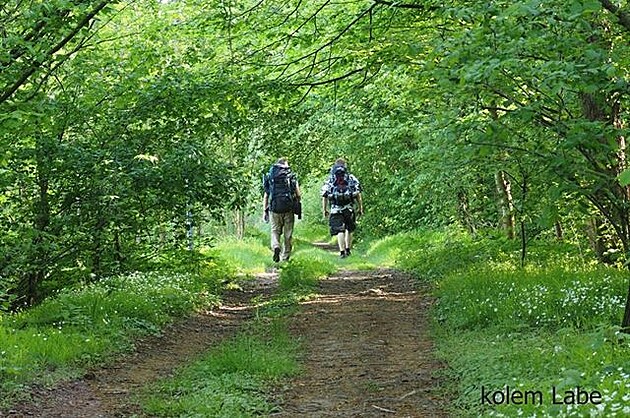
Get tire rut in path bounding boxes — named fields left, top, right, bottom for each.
left=2, top=273, right=279, bottom=418
left=272, top=268, right=447, bottom=417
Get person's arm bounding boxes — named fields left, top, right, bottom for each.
left=263, top=192, right=270, bottom=222
left=355, top=193, right=364, bottom=216
left=322, top=196, right=329, bottom=218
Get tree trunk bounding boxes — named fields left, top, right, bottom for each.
left=114, top=228, right=124, bottom=271
left=623, top=286, right=630, bottom=332
left=92, top=218, right=104, bottom=280
left=22, top=136, right=53, bottom=306
left=495, top=170, right=515, bottom=239
left=25, top=174, right=50, bottom=305
left=186, top=209, right=194, bottom=251
left=580, top=92, right=630, bottom=329
left=586, top=217, right=609, bottom=263
left=612, top=104, right=630, bottom=331
left=457, top=190, right=477, bottom=235
left=235, top=208, right=245, bottom=239
left=554, top=220, right=563, bottom=240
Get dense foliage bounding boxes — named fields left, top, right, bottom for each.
left=2, top=1, right=630, bottom=323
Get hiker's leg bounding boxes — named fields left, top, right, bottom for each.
left=344, top=210, right=357, bottom=253
left=281, top=212, right=295, bottom=261
left=270, top=212, right=283, bottom=252
left=337, top=232, right=345, bottom=252
left=329, top=213, right=346, bottom=256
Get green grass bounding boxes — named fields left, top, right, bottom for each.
left=0, top=266, right=228, bottom=408
left=438, top=326, right=630, bottom=417
left=436, top=265, right=627, bottom=330
left=388, top=228, right=630, bottom=417
left=140, top=321, right=300, bottom=417
left=292, top=221, right=331, bottom=245
left=278, top=248, right=336, bottom=291
left=208, top=237, right=272, bottom=275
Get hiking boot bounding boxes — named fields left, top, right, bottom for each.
left=340, top=250, right=347, bottom=259
left=345, top=248, right=351, bottom=256
left=273, top=247, right=281, bottom=263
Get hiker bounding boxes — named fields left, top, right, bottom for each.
left=321, top=158, right=363, bottom=258
left=262, top=158, right=301, bottom=262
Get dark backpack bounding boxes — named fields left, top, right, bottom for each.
left=266, top=164, right=296, bottom=213
left=330, top=165, right=354, bottom=206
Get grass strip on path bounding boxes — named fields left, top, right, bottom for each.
left=137, top=242, right=338, bottom=417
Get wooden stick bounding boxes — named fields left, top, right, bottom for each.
left=371, top=405, right=396, bottom=414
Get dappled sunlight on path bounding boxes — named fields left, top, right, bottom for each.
left=272, top=269, right=447, bottom=417
left=2, top=267, right=448, bottom=418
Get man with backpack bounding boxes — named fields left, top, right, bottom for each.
left=321, top=158, right=363, bottom=258
left=262, top=158, right=301, bottom=263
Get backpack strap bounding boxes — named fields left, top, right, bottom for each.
left=267, top=166, right=275, bottom=198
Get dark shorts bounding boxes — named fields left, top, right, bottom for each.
left=329, top=209, right=356, bottom=236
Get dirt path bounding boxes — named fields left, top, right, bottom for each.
left=2, top=273, right=279, bottom=418
left=272, top=268, right=447, bottom=417
left=2, top=268, right=448, bottom=417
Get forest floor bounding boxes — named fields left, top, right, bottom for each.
left=2, top=265, right=448, bottom=417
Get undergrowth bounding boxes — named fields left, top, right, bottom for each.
left=0, top=250, right=234, bottom=409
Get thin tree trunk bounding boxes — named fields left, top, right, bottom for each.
left=623, top=286, right=630, bottom=332
left=495, top=170, right=515, bottom=239
left=554, top=220, right=563, bottom=240
left=114, top=228, right=124, bottom=271
left=235, top=208, right=245, bottom=239
left=22, top=136, right=53, bottom=306
left=586, top=217, right=608, bottom=263
left=92, top=212, right=106, bottom=280
left=457, top=190, right=477, bottom=235
left=26, top=174, right=50, bottom=305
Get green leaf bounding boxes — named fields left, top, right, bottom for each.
left=618, top=169, right=630, bottom=187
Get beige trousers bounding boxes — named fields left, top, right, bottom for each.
left=270, top=211, right=295, bottom=261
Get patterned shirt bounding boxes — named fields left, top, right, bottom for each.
left=321, top=173, right=361, bottom=214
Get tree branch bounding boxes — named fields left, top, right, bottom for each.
left=373, top=0, right=439, bottom=11
left=290, top=68, right=365, bottom=87
left=279, top=2, right=375, bottom=73
left=0, top=0, right=112, bottom=105
left=466, top=140, right=549, bottom=159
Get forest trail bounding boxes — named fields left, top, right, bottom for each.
left=3, top=268, right=447, bottom=417
left=272, top=268, right=447, bottom=417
